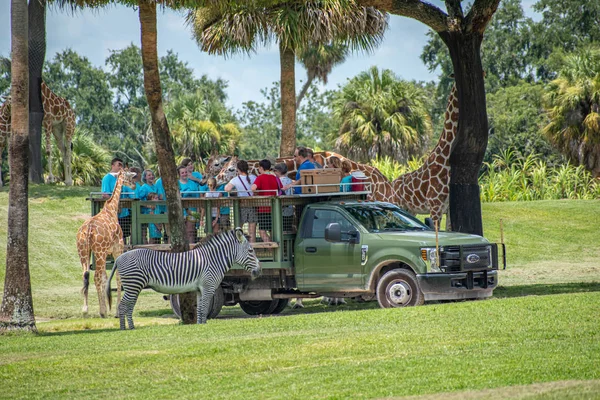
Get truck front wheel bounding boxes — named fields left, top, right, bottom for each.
left=376, top=269, right=424, bottom=308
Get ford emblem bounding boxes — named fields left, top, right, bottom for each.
left=466, top=254, right=480, bottom=264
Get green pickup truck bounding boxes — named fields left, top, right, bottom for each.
left=90, top=190, right=504, bottom=318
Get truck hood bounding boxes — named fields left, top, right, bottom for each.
left=373, top=230, right=490, bottom=247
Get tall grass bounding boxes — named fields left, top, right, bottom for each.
left=370, top=149, right=600, bottom=202
left=480, top=149, right=600, bottom=202
left=371, top=155, right=423, bottom=180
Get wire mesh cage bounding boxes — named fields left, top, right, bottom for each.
left=88, top=185, right=370, bottom=269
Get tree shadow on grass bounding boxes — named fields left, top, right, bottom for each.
left=39, top=327, right=118, bottom=337
left=494, top=282, right=600, bottom=299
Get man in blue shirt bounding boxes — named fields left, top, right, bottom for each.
left=287, top=146, right=315, bottom=195
left=101, top=157, right=135, bottom=239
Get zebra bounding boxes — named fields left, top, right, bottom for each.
left=107, top=227, right=261, bottom=329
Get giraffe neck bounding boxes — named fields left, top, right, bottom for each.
left=41, top=81, right=52, bottom=104
left=431, top=83, right=459, bottom=159
left=103, top=173, right=124, bottom=215
left=0, top=101, right=10, bottom=123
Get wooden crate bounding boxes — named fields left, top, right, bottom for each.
left=300, top=169, right=341, bottom=194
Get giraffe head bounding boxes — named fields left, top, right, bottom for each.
left=216, top=156, right=239, bottom=184
left=204, top=154, right=232, bottom=178
left=116, top=168, right=137, bottom=188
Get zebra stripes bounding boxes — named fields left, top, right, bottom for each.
left=107, top=228, right=261, bottom=329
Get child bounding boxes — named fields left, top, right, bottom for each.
left=204, top=177, right=222, bottom=233
left=146, top=192, right=163, bottom=244
left=273, top=162, right=295, bottom=233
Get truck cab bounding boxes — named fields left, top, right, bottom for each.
left=294, top=201, right=500, bottom=307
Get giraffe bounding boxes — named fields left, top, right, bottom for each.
left=41, top=81, right=76, bottom=186
left=0, top=98, right=10, bottom=187
left=391, top=82, right=459, bottom=230
left=76, top=169, right=135, bottom=317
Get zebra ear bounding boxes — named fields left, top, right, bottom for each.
left=235, top=227, right=246, bottom=243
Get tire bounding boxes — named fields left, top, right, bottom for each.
left=239, top=300, right=278, bottom=315
left=376, top=269, right=424, bottom=308
left=207, top=286, right=225, bottom=319
left=269, top=299, right=290, bottom=315
left=170, top=286, right=225, bottom=320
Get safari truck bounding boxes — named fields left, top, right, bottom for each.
left=89, top=180, right=505, bottom=318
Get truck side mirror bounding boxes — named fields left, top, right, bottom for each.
left=424, top=218, right=434, bottom=229
left=325, top=222, right=342, bottom=242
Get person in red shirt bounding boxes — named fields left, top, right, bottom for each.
left=251, top=159, right=282, bottom=242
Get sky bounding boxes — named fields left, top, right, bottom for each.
left=0, top=0, right=539, bottom=111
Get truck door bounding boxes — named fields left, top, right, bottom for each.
left=295, top=208, right=363, bottom=291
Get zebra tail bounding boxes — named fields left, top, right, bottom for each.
left=106, top=259, right=118, bottom=311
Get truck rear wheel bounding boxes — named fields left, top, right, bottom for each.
left=376, top=269, right=424, bottom=308
left=170, top=286, right=225, bottom=320
left=269, top=299, right=290, bottom=315
left=239, top=300, right=279, bottom=315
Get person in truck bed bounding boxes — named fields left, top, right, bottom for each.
left=251, top=159, right=282, bottom=242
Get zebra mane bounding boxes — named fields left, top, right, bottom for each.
left=194, top=230, right=235, bottom=249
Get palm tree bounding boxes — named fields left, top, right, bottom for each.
left=543, top=46, right=600, bottom=177
left=1, top=0, right=37, bottom=332
left=190, top=0, right=387, bottom=156
left=331, top=66, right=433, bottom=163
left=296, top=41, right=349, bottom=108
left=166, top=90, right=241, bottom=160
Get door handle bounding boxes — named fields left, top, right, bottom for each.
left=305, top=247, right=317, bottom=253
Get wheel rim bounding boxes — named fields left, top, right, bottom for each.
left=386, top=280, right=412, bottom=306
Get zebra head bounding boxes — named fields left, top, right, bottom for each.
left=233, top=227, right=261, bottom=280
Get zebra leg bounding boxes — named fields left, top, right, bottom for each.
left=293, top=298, right=304, bottom=309
left=119, top=288, right=141, bottom=330
left=197, top=287, right=215, bottom=324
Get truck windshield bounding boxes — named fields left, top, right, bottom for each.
left=344, top=203, right=430, bottom=233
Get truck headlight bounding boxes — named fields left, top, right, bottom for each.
left=421, top=247, right=441, bottom=272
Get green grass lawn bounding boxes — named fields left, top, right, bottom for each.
left=0, top=185, right=599, bottom=399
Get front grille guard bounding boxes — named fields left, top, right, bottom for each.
left=439, top=243, right=507, bottom=272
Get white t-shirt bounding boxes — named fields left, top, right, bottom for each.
left=228, top=174, right=257, bottom=197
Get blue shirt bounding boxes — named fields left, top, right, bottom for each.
left=179, top=179, right=199, bottom=215
left=179, top=179, right=200, bottom=198
left=217, top=183, right=230, bottom=215
left=295, top=159, right=316, bottom=194
left=154, top=178, right=166, bottom=214
left=191, top=171, right=203, bottom=180
left=340, top=175, right=352, bottom=192
left=101, top=173, right=134, bottom=218
left=138, top=183, right=158, bottom=201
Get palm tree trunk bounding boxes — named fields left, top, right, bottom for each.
left=28, top=0, right=45, bottom=184
left=138, top=0, right=196, bottom=324
left=138, top=0, right=186, bottom=252
left=440, top=31, right=487, bottom=236
left=1, top=0, right=36, bottom=333
left=296, top=73, right=315, bottom=109
left=279, top=43, right=296, bottom=157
